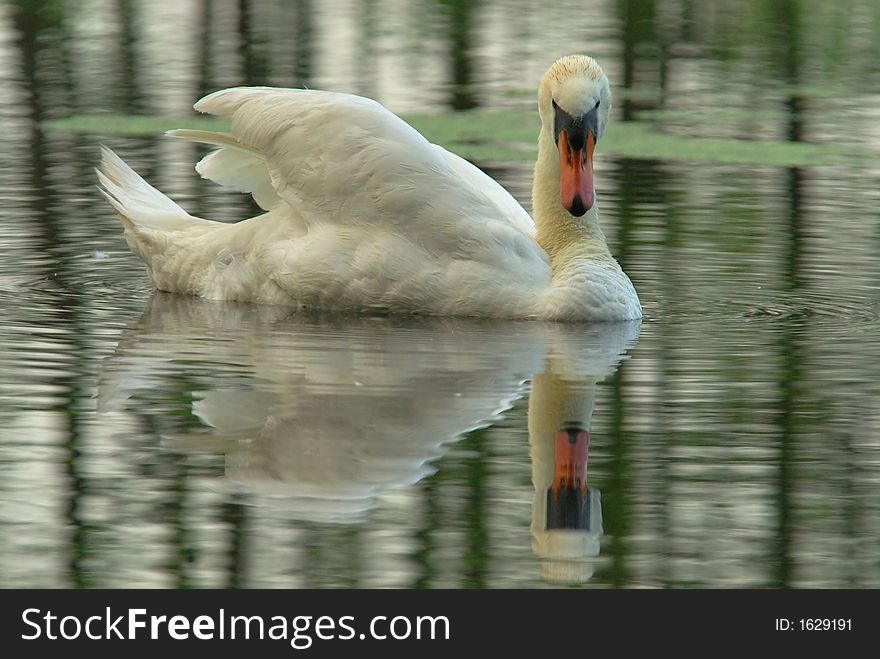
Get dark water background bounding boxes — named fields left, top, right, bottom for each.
left=1, top=0, right=879, bottom=588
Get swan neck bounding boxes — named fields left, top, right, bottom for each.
left=533, top=127, right=611, bottom=264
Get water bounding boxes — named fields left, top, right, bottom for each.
left=1, top=0, right=879, bottom=588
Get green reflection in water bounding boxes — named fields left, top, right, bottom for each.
left=44, top=109, right=872, bottom=167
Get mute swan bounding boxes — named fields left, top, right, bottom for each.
left=97, top=55, right=641, bottom=321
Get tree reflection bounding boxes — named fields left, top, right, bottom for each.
left=293, top=0, right=314, bottom=88
left=440, top=0, right=479, bottom=110
left=9, top=0, right=90, bottom=588
left=770, top=0, right=803, bottom=589
left=238, top=0, right=269, bottom=86
left=616, top=0, right=665, bottom=121
left=117, top=0, right=146, bottom=114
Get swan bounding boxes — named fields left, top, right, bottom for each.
left=97, top=55, right=641, bottom=321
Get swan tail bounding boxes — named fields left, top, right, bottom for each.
left=96, top=146, right=206, bottom=232
left=165, top=129, right=279, bottom=211
left=97, top=145, right=221, bottom=269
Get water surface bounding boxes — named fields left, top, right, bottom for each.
left=1, top=0, right=879, bottom=588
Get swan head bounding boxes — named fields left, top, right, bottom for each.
left=538, top=55, right=612, bottom=217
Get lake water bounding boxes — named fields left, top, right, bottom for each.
left=1, top=0, right=879, bottom=588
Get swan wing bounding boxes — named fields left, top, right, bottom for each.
left=161, top=129, right=277, bottom=212
left=182, top=88, right=540, bottom=253
left=165, top=88, right=550, bottom=315
left=432, top=145, right=535, bottom=237
left=171, top=104, right=536, bottom=237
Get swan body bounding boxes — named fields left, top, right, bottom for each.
left=98, top=55, right=641, bottom=321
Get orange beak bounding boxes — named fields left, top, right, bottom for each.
left=557, top=129, right=595, bottom=216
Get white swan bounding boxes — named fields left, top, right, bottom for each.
left=97, top=55, right=641, bottom=321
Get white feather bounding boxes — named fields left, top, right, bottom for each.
left=165, top=129, right=280, bottom=211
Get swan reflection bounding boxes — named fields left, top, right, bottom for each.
left=99, top=293, right=639, bottom=580
left=527, top=326, right=636, bottom=582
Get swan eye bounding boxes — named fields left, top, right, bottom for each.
left=595, top=99, right=600, bottom=109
